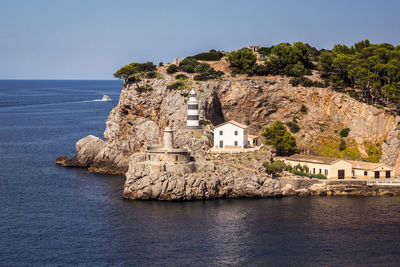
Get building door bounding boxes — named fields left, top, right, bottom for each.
left=338, top=170, right=345, bottom=179
left=374, top=171, right=380, bottom=179
left=386, top=171, right=391, bottom=178
left=219, top=140, right=223, bottom=148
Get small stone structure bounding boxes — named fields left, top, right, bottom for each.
left=247, top=46, right=260, bottom=53
left=146, top=127, right=190, bottom=162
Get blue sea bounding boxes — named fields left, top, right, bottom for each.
left=1, top=80, right=400, bottom=266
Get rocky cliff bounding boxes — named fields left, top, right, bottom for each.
left=57, top=65, right=400, bottom=199
left=66, top=67, right=399, bottom=171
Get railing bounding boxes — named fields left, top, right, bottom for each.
left=367, top=179, right=400, bottom=186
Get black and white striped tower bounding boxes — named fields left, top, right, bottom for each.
left=186, top=88, right=201, bottom=129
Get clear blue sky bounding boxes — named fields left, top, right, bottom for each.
left=1, top=0, right=400, bottom=80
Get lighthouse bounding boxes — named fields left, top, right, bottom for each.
left=186, top=88, right=201, bottom=129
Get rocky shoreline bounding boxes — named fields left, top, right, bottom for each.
left=57, top=137, right=400, bottom=200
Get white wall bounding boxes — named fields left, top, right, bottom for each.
left=285, top=159, right=352, bottom=179
left=214, top=123, right=247, bottom=148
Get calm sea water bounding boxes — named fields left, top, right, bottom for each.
left=1, top=80, right=400, bottom=266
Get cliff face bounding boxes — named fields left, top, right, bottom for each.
left=58, top=68, right=400, bottom=175
left=99, top=73, right=400, bottom=171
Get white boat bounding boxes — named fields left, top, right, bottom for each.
left=101, top=95, right=112, bottom=101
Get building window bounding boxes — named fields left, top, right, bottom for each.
left=325, top=170, right=328, bottom=176
left=219, top=130, right=223, bottom=135
left=386, top=171, right=391, bottom=178
left=319, top=169, right=322, bottom=174
left=313, top=168, right=315, bottom=174
left=234, top=141, right=238, bottom=146
left=234, top=130, right=238, bottom=136
left=364, top=171, right=368, bottom=176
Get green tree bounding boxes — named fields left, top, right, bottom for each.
left=166, top=64, right=179, bottom=74
left=227, top=48, right=257, bottom=74
left=113, top=63, right=139, bottom=80
left=318, top=51, right=334, bottom=78
left=291, top=61, right=306, bottom=77
left=262, top=121, right=297, bottom=156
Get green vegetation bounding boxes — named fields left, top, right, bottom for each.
left=175, top=74, right=188, bottom=80
left=286, top=117, right=300, bottom=133
left=226, top=48, right=257, bottom=74
left=136, top=83, right=153, bottom=93
left=365, top=142, right=382, bottom=162
left=113, top=62, right=157, bottom=82
left=314, top=139, right=363, bottom=161
left=166, top=64, right=179, bottom=74
left=194, top=49, right=223, bottom=61
left=178, top=57, right=199, bottom=73
left=339, top=138, right=347, bottom=151
left=263, top=42, right=315, bottom=76
left=289, top=77, right=326, bottom=88
left=300, top=104, right=308, bottom=114
left=177, top=57, right=224, bottom=80
left=339, top=128, right=350, bottom=137
left=267, top=161, right=326, bottom=179
left=167, top=79, right=192, bottom=91
left=261, top=121, right=297, bottom=156
left=318, top=40, right=400, bottom=112
left=262, top=160, right=286, bottom=178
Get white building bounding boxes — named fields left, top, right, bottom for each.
left=213, top=120, right=249, bottom=148
left=348, top=160, right=394, bottom=179
left=283, top=154, right=353, bottom=179
left=283, top=154, right=396, bottom=180
left=186, top=88, right=201, bottom=129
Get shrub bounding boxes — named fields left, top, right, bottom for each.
left=179, top=57, right=199, bottom=73
left=300, top=104, right=308, bottom=114
left=262, top=160, right=286, bottom=178
left=194, top=49, right=223, bottom=61
left=286, top=120, right=300, bottom=133
left=194, top=69, right=224, bottom=81
left=167, top=79, right=191, bottom=90
left=289, top=77, right=324, bottom=87
left=292, top=169, right=309, bottom=177
left=365, top=142, right=382, bottom=162
left=339, top=138, right=347, bottom=151
left=194, top=63, right=212, bottom=73
left=136, top=84, right=153, bottom=93
left=312, top=174, right=327, bottom=179
left=289, top=77, right=302, bottom=87
left=145, top=71, right=157, bottom=78
left=166, top=64, right=179, bottom=74
left=339, top=128, right=350, bottom=137
left=175, top=74, right=188, bottom=80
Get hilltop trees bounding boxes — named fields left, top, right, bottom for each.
left=226, top=48, right=257, bottom=74
left=113, top=62, right=157, bottom=82
left=194, top=49, right=223, bottom=61
left=317, top=40, right=400, bottom=111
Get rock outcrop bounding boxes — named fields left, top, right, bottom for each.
left=85, top=72, right=400, bottom=174
left=58, top=65, right=400, bottom=196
